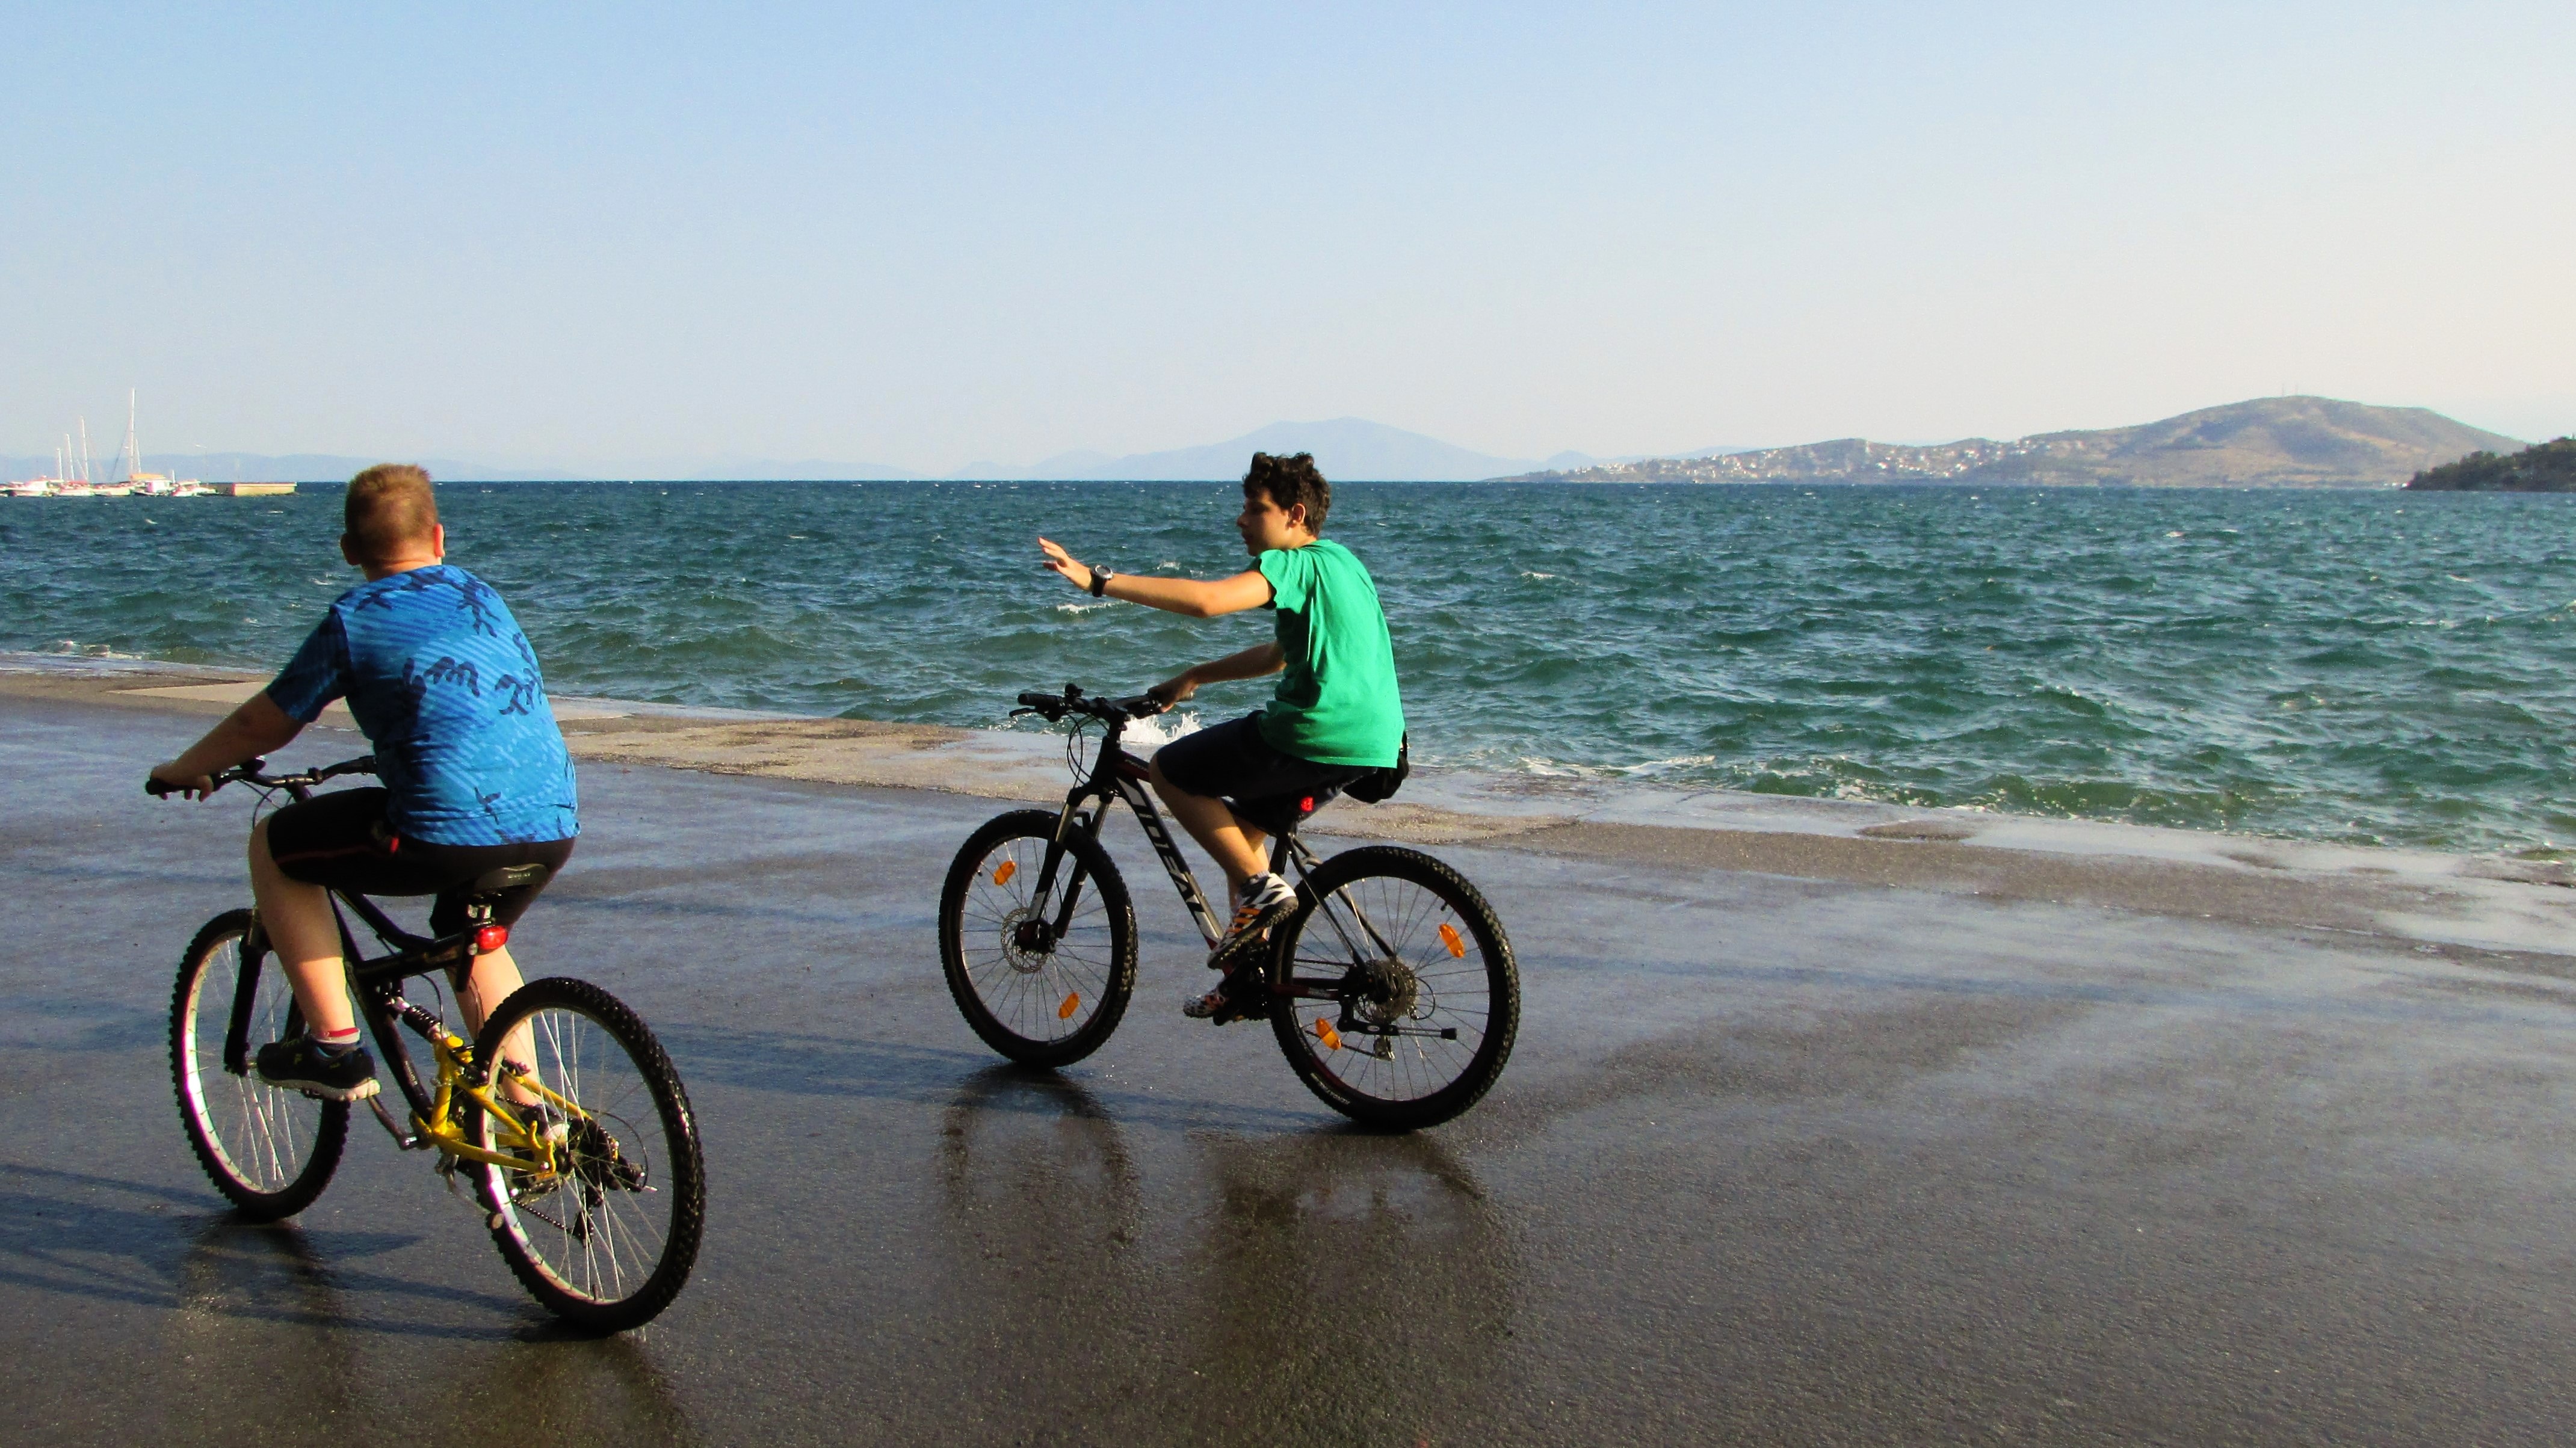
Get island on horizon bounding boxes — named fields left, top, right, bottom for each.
left=1492, top=396, right=2525, bottom=490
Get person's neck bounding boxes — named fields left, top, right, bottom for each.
left=362, top=557, right=441, bottom=582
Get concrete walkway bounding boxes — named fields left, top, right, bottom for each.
left=6, top=688, right=2576, bottom=1444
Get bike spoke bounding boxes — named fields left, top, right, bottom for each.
left=490, top=1004, right=681, bottom=1310
left=1283, top=870, right=1498, bottom=1108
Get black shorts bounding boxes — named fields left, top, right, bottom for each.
left=1152, top=713, right=1368, bottom=837
left=265, top=786, right=574, bottom=936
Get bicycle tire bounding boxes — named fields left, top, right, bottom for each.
left=938, top=809, right=1138, bottom=1068
left=168, top=909, right=349, bottom=1219
left=469, top=977, right=705, bottom=1332
left=1266, top=846, right=1520, bottom=1130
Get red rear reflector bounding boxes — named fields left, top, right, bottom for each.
left=1300, top=796, right=1315, bottom=812
left=475, top=925, right=510, bottom=954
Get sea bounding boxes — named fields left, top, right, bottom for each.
left=5, top=480, right=2574, bottom=857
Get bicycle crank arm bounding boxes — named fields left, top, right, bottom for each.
left=366, top=1094, right=427, bottom=1149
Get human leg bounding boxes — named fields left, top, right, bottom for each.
left=426, top=836, right=575, bottom=1100
left=1150, top=754, right=1271, bottom=897
left=249, top=814, right=356, bottom=1038
left=248, top=811, right=378, bottom=1099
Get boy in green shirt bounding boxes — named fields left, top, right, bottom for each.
left=1038, top=451, right=1404, bottom=1019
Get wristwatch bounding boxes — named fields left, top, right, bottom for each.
left=1089, top=565, right=1116, bottom=598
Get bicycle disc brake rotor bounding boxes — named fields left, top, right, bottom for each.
left=998, top=907, right=1055, bottom=974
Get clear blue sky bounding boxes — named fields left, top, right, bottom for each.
left=5, top=2, right=2568, bottom=472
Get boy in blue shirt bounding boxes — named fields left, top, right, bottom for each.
left=150, top=464, right=578, bottom=1100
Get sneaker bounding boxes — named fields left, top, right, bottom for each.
left=253, top=1037, right=381, bottom=1101
left=1181, top=964, right=1271, bottom=1024
left=1206, top=872, right=1297, bottom=973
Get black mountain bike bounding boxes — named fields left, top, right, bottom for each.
left=155, top=756, right=704, bottom=1331
left=937, top=685, right=1520, bottom=1130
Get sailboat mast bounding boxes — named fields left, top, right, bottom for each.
left=78, top=418, right=91, bottom=482
left=123, top=389, right=141, bottom=482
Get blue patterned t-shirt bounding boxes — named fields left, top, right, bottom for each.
left=265, top=564, right=578, bottom=846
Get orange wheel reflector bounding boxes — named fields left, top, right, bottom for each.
left=992, top=858, right=1017, bottom=886
left=1439, top=922, right=1467, bottom=958
left=1057, top=991, right=1081, bottom=1020
left=1314, top=1018, right=1342, bottom=1050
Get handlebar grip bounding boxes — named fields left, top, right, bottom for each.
left=144, top=776, right=178, bottom=797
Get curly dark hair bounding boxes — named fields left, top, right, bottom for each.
left=1243, top=452, right=1329, bottom=533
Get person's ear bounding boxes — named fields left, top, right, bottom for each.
left=429, top=522, right=446, bottom=561
left=339, top=533, right=361, bottom=568
left=1285, top=502, right=1308, bottom=533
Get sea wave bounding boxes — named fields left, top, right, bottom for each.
left=8, top=480, right=2576, bottom=852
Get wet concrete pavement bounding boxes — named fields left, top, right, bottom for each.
left=8, top=692, right=2576, bottom=1444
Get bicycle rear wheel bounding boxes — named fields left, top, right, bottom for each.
left=1267, top=847, right=1519, bottom=1130
left=939, top=809, right=1138, bottom=1067
left=170, top=910, right=348, bottom=1219
left=470, top=977, right=704, bottom=1332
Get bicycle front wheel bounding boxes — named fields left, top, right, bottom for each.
left=1267, top=847, right=1521, bottom=1130
left=938, top=809, right=1138, bottom=1067
left=471, top=978, right=705, bottom=1332
left=170, top=909, right=348, bottom=1219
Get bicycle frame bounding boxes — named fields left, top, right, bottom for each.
left=1023, top=704, right=1413, bottom=1006
left=223, top=777, right=577, bottom=1179
left=1033, top=716, right=1321, bottom=945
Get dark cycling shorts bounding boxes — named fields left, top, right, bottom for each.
left=264, top=786, right=574, bottom=937
left=1152, top=713, right=1367, bottom=837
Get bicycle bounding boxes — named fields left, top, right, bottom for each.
left=155, top=756, right=705, bottom=1331
left=937, top=685, right=1520, bottom=1130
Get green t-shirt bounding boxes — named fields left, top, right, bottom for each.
left=1255, top=538, right=1405, bottom=768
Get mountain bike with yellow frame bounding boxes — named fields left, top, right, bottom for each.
left=160, top=756, right=703, bottom=1332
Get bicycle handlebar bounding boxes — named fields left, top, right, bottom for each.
left=1013, top=683, right=1163, bottom=724
left=145, top=754, right=378, bottom=798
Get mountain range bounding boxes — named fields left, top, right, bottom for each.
left=1, top=398, right=2526, bottom=487
left=1496, top=398, right=2524, bottom=488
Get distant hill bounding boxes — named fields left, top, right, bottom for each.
left=1495, top=398, right=2525, bottom=488
left=2405, top=437, right=2576, bottom=492
left=0, top=451, right=930, bottom=484
left=957, top=418, right=1543, bottom=482
left=0, top=451, right=586, bottom=484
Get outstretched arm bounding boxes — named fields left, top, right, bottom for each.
left=1039, top=537, right=1273, bottom=618
left=1151, top=642, right=1286, bottom=708
left=149, top=691, right=306, bottom=799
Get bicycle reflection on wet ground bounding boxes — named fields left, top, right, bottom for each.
left=933, top=1068, right=1518, bottom=1441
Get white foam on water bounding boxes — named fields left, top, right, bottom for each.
left=50, top=640, right=146, bottom=660
left=1122, top=709, right=1204, bottom=748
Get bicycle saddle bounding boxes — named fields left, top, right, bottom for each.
left=468, top=863, right=553, bottom=895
